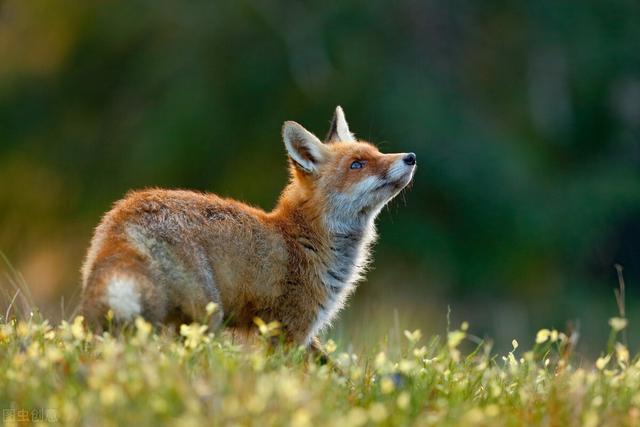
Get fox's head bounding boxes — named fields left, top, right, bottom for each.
left=281, top=106, right=416, bottom=233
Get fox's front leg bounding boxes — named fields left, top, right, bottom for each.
left=309, top=337, right=347, bottom=378
left=309, top=336, right=330, bottom=365
left=269, top=296, right=332, bottom=364
left=276, top=333, right=330, bottom=365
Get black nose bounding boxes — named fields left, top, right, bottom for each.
left=403, top=153, right=416, bottom=166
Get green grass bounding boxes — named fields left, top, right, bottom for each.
left=0, top=310, right=638, bottom=427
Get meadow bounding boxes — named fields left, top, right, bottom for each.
left=1, top=297, right=638, bottom=426
left=0, top=2, right=637, bottom=426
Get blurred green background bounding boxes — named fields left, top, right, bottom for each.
left=1, top=0, right=638, bottom=353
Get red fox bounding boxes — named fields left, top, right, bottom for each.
left=81, top=106, right=416, bottom=350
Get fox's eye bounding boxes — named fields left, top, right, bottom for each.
left=350, top=161, right=364, bottom=170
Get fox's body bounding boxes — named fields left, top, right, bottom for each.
left=81, top=107, right=416, bottom=346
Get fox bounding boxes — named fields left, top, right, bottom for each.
left=80, top=106, right=416, bottom=352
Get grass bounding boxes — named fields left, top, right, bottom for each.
left=1, top=255, right=638, bottom=426
left=0, top=308, right=638, bottom=427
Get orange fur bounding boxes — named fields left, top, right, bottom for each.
left=81, top=107, right=416, bottom=346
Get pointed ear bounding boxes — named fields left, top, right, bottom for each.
left=282, top=121, right=328, bottom=173
left=325, top=106, right=355, bottom=143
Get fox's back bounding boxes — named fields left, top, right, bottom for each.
left=81, top=189, right=287, bottom=327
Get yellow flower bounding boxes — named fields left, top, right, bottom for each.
left=276, top=374, right=301, bottom=402
left=403, top=329, right=422, bottom=343
left=350, top=367, right=363, bottom=381
left=596, top=354, right=611, bottom=370
left=16, top=321, right=30, bottom=337
left=462, top=408, right=485, bottom=424
left=346, top=408, right=367, bottom=427
left=615, top=343, right=629, bottom=366
left=251, top=352, right=266, bottom=372
left=253, top=317, right=281, bottom=337
left=511, top=339, right=519, bottom=350
left=324, top=339, right=337, bottom=354
left=71, top=316, right=86, bottom=341
left=448, top=330, right=465, bottom=349
left=413, top=346, right=427, bottom=358
left=46, top=346, right=64, bottom=363
left=291, top=408, right=312, bottom=427
left=368, top=403, right=388, bottom=422
left=535, top=329, right=551, bottom=344
left=0, top=324, right=13, bottom=341
left=135, top=317, right=152, bottom=342
left=609, top=317, right=628, bottom=332
left=380, top=377, right=395, bottom=394
left=485, top=404, right=500, bottom=417
left=180, top=323, right=208, bottom=349
left=206, top=302, right=218, bottom=316
left=26, top=341, right=41, bottom=361
left=583, top=410, right=599, bottom=427
left=397, top=392, right=411, bottom=410
left=100, top=384, right=122, bottom=406
left=399, top=359, right=416, bottom=374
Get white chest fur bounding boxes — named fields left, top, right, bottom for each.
left=306, top=225, right=377, bottom=343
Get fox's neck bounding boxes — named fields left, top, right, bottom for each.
left=323, top=226, right=376, bottom=292
left=272, top=186, right=379, bottom=292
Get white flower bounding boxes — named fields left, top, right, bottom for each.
left=609, top=317, right=628, bottom=332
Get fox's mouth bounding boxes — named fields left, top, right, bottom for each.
left=373, top=180, right=401, bottom=192
left=375, top=168, right=415, bottom=192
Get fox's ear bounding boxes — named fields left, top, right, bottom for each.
left=325, top=106, right=355, bottom=143
left=282, top=121, right=328, bottom=173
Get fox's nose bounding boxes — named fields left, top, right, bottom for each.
left=403, top=153, right=416, bottom=166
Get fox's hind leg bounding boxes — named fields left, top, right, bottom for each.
left=173, top=280, right=224, bottom=331
left=167, top=247, right=224, bottom=331
left=81, top=240, right=167, bottom=330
